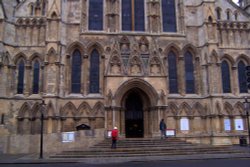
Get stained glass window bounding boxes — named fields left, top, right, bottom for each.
left=184, top=51, right=195, bottom=94
left=71, top=50, right=82, bottom=93
left=162, top=0, right=177, bottom=32
left=89, top=0, right=103, bottom=30
left=221, top=60, right=231, bottom=93
left=122, top=0, right=145, bottom=31
left=238, top=61, right=247, bottom=93
left=17, top=60, right=25, bottom=94
left=32, top=61, right=40, bottom=94
left=168, top=51, right=178, bottom=93
left=89, top=49, right=100, bottom=93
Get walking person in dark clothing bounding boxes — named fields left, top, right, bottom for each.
left=159, top=119, right=167, bottom=139
left=111, top=126, right=118, bottom=149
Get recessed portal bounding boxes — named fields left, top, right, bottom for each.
left=125, top=91, right=144, bottom=138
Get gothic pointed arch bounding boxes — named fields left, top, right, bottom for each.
left=221, top=58, right=232, bottom=93
left=236, top=54, right=250, bottom=65
left=120, top=36, right=130, bottom=44
left=234, top=102, right=244, bottom=116
left=66, top=41, right=85, bottom=56
left=47, top=47, right=58, bottom=63
left=31, top=102, right=41, bottom=119
left=237, top=58, right=248, bottom=93
left=29, top=52, right=42, bottom=62
left=60, top=102, right=77, bottom=117
left=92, top=102, right=105, bottom=117
left=220, top=54, right=235, bottom=65
left=210, top=50, right=219, bottom=64
left=184, top=50, right=195, bottom=94
left=18, top=102, right=32, bottom=119
left=164, top=43, right=181, bottom=58
left=149, top=56, right=162, bottom=75
left=13, top=52, right=27, bottom=65
left=179, top=102, right=192, bottom=116
left=120, top=36, right=131, bottom=68
left=108, top=53, right=123, bottom=75
left=182, top=44, right=197, bottom=57
left=46, top=101, right=56, bottom=117
left=129, top=55, right=143, bottom=75
left=114, top=78, right=158, bottom=107
left=1, top=52, right=10, bottom=65
left=193, top=102, right=206, bottom=116
left=224, top=102, right=233, bottom=116
left=48, top=0, right=60, bottom=18
left=168, top=102, right=178, bottom=116
left=77, top=102, right=91, bottom=117
left=87, top=42, right=104, bottom=55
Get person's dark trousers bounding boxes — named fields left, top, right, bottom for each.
left=111, top=139, right=117, bottom=148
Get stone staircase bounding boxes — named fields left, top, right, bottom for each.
left=50, top=138, right=249, bottom=160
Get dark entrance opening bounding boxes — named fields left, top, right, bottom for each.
left=125, top=91, right=144, bottom=138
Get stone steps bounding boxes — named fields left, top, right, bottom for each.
left=50, top=138, right=247, bottom=159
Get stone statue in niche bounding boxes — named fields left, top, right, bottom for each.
left=107, top=89, right=113, bottom=106
left=150, top=57, right=161, bottom=74
left=121, top=44, right=130, bottom=54
left=130, top=57, right=142, bottom=75
left=140, top=44, right=149, bottom=54
left=110, top=56, right=121, bottom=74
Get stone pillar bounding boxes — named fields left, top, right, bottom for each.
left=174, top=116, right=180, bottom=134
left=201, top=64, right=209, bottom=95
left=230, top=116, right=235, bottom=133
left=201, top=116, right=207, bottom=133
left=10, top=66, right=16, bottom=96
left=218, top=115, right=224, bottom=133
left=195, top=57, right=201, bottom=95
left=120, top=108, right=125, bottom=136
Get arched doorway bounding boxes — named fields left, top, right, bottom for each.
left=125, top=91, right=144, bottom=138
left=112, top=78, right=160, bottom=138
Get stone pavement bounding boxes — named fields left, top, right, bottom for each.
left=0, top=146, right=250, bottom=165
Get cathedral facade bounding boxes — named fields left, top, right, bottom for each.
left=0, top=0, right=250, bottom=153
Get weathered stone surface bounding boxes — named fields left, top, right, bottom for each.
left=0, top=0, right=249, bottom=154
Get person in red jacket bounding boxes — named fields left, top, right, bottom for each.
left=111, top=126, right=118, bottom=149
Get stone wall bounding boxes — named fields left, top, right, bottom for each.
left=0, top=128, right=106, bottom=154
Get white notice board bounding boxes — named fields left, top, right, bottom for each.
left=180, top=118, right=189, bottom=131
left=234, top=119, right=244, bottom=131
left=224, top=119, right=231, bottom=131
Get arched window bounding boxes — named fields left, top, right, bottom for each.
left=88, top=0, right=103, bottom=30
left=162, top=0, right=177, bottom=32
left=238, top=61, right=247, bottom=93
left=32, top=60, right=40, bottom=94
left=226, top=10, right=230, bottom=20
left=221, top=60, right=231, bottom=93
left=71, top=50, right=82, bottom=93
left=184, top=51, right=195, bottom=94
left=30, top=4, right=34, bottom=16
left=17, top=60, right=25, bottom=94
left=216, top=8, right=221, bottom=20
left=122, top=0, right=145, bottom=31
left=168, top=51, right=178, bottom=93
left=234, top=12, right=238, bottom=21
left=89, top=49, right=100, bottom=93
left=42, top=0, right=46, bottom=15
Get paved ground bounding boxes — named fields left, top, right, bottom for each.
left=0, top=146, right=249, bottom=166
left=1, top=159, right=250, bottom=167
